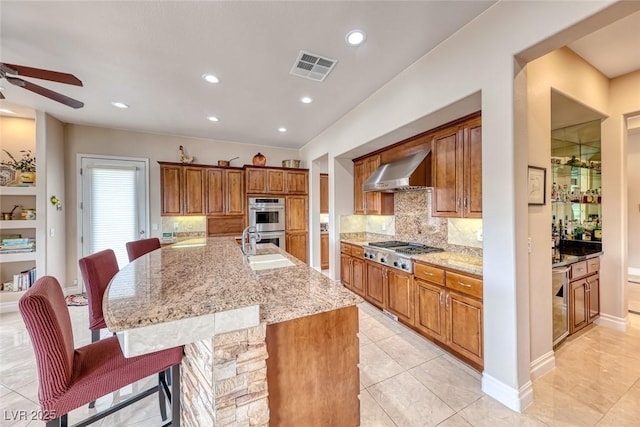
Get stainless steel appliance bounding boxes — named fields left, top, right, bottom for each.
left=552, top=266, right=570, bottom=346
left=362, top=241, right=443, bottom=274
left=248, top=197, right=285, bottom=232
left=362, top=150, right=431, bottom=192
left=257, top=230, right=286, bottom=249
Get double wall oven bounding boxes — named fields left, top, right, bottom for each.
left=248, top=197, right=286, bottom=249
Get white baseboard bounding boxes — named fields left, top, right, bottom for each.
left=529, top=351, right=555, bottom=380
left=481, top=372, right=534, bottom=412
left=595, top=313, right=628, bottom=331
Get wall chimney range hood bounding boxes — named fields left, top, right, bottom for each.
left=362, top=150, right=431, bottom=192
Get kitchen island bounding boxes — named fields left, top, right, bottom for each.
left=104, top=237, right=362, bottom=426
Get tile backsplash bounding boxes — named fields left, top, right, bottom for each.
left=338, top=190, right=481, bottom=256
left=161, top=216, right=206, bottom=234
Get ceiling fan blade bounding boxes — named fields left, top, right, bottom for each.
left=5, top=76, right=84, bottom=109
left=1, top=63, right=83, bottom=86
left=0, top=91, right=4, bottom=100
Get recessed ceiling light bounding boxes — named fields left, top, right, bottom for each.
left=278, top=127, right=287, bottom=133
left=208, top=116, right=220, bottom=122
left=0, top=86, right=5, bottom=91
left=345, top=29, right=366, bottom=46
left=111, top=101, right=129, bottom=109
left=0, top=108, right=15, bottom=114
left=300, top=96, right=313, bottom=104
left=202, top=74, right=220, bottom=84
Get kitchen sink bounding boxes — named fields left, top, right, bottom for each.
left=247, top=253, right=295, bottom=271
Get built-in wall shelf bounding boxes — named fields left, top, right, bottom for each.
left=0, top=251, right=38, bottom=263
left=0, top=220, right=38, bottom=229
left=0, top=186, right=37, bottom=196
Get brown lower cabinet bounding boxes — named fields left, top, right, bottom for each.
left=321, top=234, right=329, bottom=270
left=266, top=306, right=359, bottom=426
left=414, top=262, right=483, bottom=367
left=286, top=232, right=308, bottom=264
left=340, top=243, right=484, bottom=369
left=569, top=257, right=600, bottom=334
left=340, top=243, right=365, bottom=296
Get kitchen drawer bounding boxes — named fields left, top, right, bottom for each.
left=414, top=263, right=445, bottom=285
left=446, top=271, right=483, bottom=300
left=587, top=257, right=600, bottom=274
left=351, top=245, right=364, bottom=259
left=570, top=261, right=588, bottom=279
left=340, top=243, right=352, bottom=255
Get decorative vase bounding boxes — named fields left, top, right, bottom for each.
left=20, top=172, right=35, bottom=184
left=252, top=153, right=266, bottom=166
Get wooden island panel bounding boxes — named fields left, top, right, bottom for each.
left=266, top=306, right=360, bottom=427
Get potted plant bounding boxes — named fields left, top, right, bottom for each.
left=1, top=149, right=36, bottom=184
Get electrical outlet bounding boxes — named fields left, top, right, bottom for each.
left=528, top=237, right=532, bottom=253
left=173, top=222, right=179, bottom=231
left=476, top=229, right=483, bottom=242
left=152, top=223, right=158, bottom=231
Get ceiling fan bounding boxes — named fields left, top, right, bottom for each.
left=0, top=62, right=84, bottom=109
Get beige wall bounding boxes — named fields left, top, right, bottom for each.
left=42, top=113, right=66, bottom=286
left=629, top=130, right=640, bottom=276
left=63, top=124, right=298, bottom=287
left=602, top=70, right=640, bottom=316
left=1, top=116, right=36, bottom=167
left=524, top=47, right=610, bottom=372
left=298, top=0, right=638, bottom=411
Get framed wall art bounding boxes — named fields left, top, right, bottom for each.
left=528, top=165, right=546, bottom=205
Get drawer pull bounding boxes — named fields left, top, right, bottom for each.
left=424, top=272, right=433, bottom=276
left=458, top=282, right=472, bottom=288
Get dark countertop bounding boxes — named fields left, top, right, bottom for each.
left=552, top=240, right=603, bottom=267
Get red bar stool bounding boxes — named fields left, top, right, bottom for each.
left=126, top=237, right=161, bottom=262
left=19, top=276, right=182, bottom=427
left=78, top=249, right=119, bottom=344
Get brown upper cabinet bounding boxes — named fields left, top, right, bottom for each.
left=432, top=116, right=482, bottom=218
left=353, top=155, right=393, bottom=215
left=246, top=167, right=308, bottom=195
left=320, top=174, right=329, bottom=214
left=160, top=163, right=205, bottom=216
left=205, top=167, right=245, bottom=216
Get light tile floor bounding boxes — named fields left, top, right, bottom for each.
left=1, top=301, right=639, bottom=426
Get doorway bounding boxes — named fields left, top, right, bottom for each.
left=79, top=155, right=149, bottom=271
left=627, top=123, right=640, bottom=314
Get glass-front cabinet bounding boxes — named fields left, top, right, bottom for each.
left=551, top=119, right=602, bottom=242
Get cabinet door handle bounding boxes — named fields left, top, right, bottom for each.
left=458, top=282, right=472, bottom=288
left=446, top=294, right=450, bottom=307
left=439, top=293, right=444, bottom=305
left=456, top=198, right=460, bottom=210
left=463, top=197, right=468, bottom=208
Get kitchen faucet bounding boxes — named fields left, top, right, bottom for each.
left=241, top=226, right=261, bottom=255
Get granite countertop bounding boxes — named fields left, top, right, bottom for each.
left=411, top=252, right=483, bottom=276
left=552, top=250, right=603, bottom=268
left=340, top=234, right=483, bottom=276
left=104, top=237, right=361, bottom=332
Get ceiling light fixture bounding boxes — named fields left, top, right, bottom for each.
left=202, top=74, right=220, bottom=84
left=111, top=101, right=129, bottom=109
left=0, top=108, right=15, bottom=114
left=300, top=96, right=313, bottom=104
left=278, top=127, right=287, bottom=133
left=345, top=29, right=366, bottom=46
left=208, top=116, right=220, bottom=122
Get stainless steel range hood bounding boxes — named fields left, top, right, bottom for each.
left=362, top=150, right=431, bottom=192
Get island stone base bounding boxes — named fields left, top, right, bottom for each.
left=181, top=322, right=270, bottom=426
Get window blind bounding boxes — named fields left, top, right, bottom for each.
left=89, top=165, right=138, bottom=268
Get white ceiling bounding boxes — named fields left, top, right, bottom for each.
left=0, top=1, right=495, bottom=149
left=1, top=2, right=639, bottom=151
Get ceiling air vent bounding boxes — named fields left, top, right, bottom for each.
left=290, top=50, right=337, bottom=82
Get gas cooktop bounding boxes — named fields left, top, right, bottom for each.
left=363, top=241, right=444, bottom=273
left=368, top=241, right=444, bottom=255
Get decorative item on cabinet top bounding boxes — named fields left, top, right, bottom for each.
left=218, top=157, right=239, bottom=167
left=177, top=145, right=194, bottom=164
left=282, top=159, right=301, bottom=168
left=253, top=152, right=266, bottom=166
